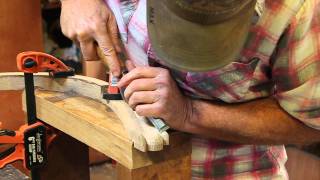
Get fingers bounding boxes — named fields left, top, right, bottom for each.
left=135, top=103, right=162, bottom=118
left=79, top=39, right=98, bottom=61
left=118, top=67, right=162, bottom=87
left=95, top=28, right=121, bottom=76
left=127, top=91, right=159, bottom=109
left=107, top=14, right=122, bottom=53
left=124, top=78, right=157, bottom=100
left=95, top=13, right=123, bottom=76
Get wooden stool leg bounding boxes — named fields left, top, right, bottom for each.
left=39, top=133, right=90, bottom=180
left=116, top=154, right=191, bottom=180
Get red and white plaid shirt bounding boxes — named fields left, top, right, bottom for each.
left=106, top=0, right=320, bottom=179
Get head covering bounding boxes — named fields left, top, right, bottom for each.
left=147, top=0, right=256, bottom=72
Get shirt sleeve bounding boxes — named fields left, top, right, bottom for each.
left=273, top=0, right=320, bottom=130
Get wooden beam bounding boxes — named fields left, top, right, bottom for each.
left=34, top=90, right=132, bottom=167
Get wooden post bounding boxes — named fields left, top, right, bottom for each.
left=116, top=134, right=191, bottom=180
left=116, top=155, right=191, bottom=180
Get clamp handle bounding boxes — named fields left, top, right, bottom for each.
left=0, top=122, right=52, bottom=170
left=0, top=145, right=24, bottom=169
left=17, top=51, right=74, bottom=77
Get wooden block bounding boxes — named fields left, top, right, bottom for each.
left=34, top=90, right=132, bottom=166
left=116, top=155, right=191, bottom=180
left=116, top=134, right=191, bottom=180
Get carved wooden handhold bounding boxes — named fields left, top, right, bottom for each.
left=0, top=72, right=169, bottom=152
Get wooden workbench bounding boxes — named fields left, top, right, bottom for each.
left=34, top=90, right=191, bottom=179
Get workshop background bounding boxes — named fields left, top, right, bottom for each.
left=0, top=0, right=319, bottom=179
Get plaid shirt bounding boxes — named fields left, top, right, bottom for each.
left=106, top=0, right=320, bottom=179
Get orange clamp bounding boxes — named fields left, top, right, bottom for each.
left=17, top=51, right=71, bottom=74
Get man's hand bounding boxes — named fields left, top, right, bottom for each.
left=60, top=0, right=121, bottom=76
left=118, top=67, right=193, bottom=131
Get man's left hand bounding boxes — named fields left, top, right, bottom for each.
left=118, top=67, right=193, bottom=131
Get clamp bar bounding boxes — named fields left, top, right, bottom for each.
left=24, top=73, right=37, bottom=125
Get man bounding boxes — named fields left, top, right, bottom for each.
left=61, top=0, right=320, bottom=179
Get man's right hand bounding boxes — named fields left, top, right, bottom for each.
left=60, top=0, right=121, bottom=76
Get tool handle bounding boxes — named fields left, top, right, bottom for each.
left=148, top=117, right=170, bottom=132
left=0, top=129, right=24, bottom=144
left=0, top=145, right=24, bottom=169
